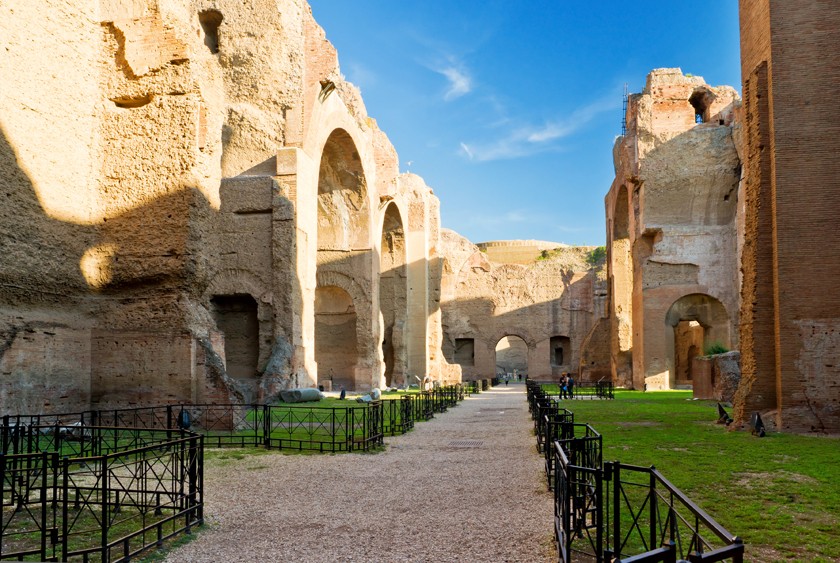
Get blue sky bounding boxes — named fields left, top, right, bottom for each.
left=309, top=1, right=742, bottom=246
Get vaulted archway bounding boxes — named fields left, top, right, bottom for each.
left=665, top=293, right=730, bottom=389
left=379, top=202, right=407, bottom=387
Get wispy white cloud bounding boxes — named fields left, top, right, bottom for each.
left=437, top=63, right=472, bottom=101
left=459, top=94, right=620, bottom=162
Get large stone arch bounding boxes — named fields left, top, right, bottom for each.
left=276, top=88, right=381, bottom=389
left=665, top=293, right=730, bottom=389
left=317, top=128, right=370, bottom=251
left=494, top=334, right=530, bottom=378
left=610, top=184, right=634, bottom=388
left=379, top=201, right=408, bottom=387
left=489, top=331, right=536, bottom=379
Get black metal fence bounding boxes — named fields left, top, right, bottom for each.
left=527, top=379, right=614, bottom=401
left=1, top=383, right=479, bottom=560
left=526, top=383, right=744, bottom=562
left=1, top=427, right=202, bottom=562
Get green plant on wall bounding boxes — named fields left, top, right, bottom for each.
left=586, top=246, right=606, bottom=266
left=704, top=341, right=729, bottom=355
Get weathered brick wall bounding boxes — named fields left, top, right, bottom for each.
left=736, top=0, right=840, bottom=431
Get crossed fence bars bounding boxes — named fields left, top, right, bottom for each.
left=1, top=427, right=202, bottom=563
left=3, top=385, right=470, bottom=457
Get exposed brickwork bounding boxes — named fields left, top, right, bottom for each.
left=736, top=0, right=840, bottom=431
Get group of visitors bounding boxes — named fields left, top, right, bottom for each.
left=560, top=373, right=574, bottom=399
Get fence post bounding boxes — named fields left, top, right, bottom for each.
left=263, top=405, right=270, bottom=448
left=595, top=464, right=603, bottom=562
left=101, top=454, right=110, bottom=563
left=187, top=435, right=198, bottom=532
left=1, top=415, right=7, bottom=455
left=612, top=461, right=621, bottom=560
left=62, top=456, right=70, bottom=561
left=650, top=466, right=658, bottom=551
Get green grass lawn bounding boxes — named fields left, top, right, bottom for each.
left=553, top=390, right=840, bottom=562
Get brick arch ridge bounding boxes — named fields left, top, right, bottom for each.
left=664, top=291, right=729, bottom=328
left=203, top=269, right=270, bottom=304
left=316, top=270, right=368, bottom=305
left=489, top=331, right=537, bottom=350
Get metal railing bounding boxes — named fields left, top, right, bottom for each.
left=528, top=380, right=614, bottom=401
left=2, top=385, right=471, bottom=456
left=545, top=430, right=743, bottom=562
left=1, top=427, right=202, bottom=562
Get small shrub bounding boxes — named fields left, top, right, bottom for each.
left=704, top=341, right=729, bottom=355
left=586, top=246, right=607, bottom=266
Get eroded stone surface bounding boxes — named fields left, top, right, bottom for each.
left=0, top=0, right=442, bottom=410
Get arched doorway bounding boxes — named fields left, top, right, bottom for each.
left=495, top=336, right=528, bottom=379
left=211, top=294, right=259, bottom=380
left=315, top=129, right=371, bottom=390
left=315, top=286, right=357, bottom=391
left=379, top=203, right=407, bottom=387
left=666, top=294, right=730, bottom=388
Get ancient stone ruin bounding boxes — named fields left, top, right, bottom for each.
left=605, top=68, right=741, bottom=392
left=1, top=0, right=444, bottom=411
left=1, top=0, right=838, bottom=433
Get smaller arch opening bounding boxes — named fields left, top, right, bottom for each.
left=454, top=338, right=475, bottom=366
left=495, top=336, right=528, bottom=378
left=689, top=89, right=713, bottom=124
left=211, top=294, right=259, bottom=380
left=199, top=10, right=223, bottom=54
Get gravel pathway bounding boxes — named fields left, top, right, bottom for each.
left=164, top=383, right=555, bottom=562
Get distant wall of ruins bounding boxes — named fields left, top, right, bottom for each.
left=439, top=232, right=606, bottom=382
left=736, top=0, right=840, bottom=431
left=0, top=0, right=442, bottom=413
left=605, top=69, right=742, bottom=390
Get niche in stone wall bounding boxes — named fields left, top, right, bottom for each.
left=454, top=338, right=475, bottom=366
left=199, top=10, right=223, bottom=54
left=211, top=294, right=259, bottom=379
left=689, top=88, right=714, bottom=124
left=550, top=335, right=571, bottom=367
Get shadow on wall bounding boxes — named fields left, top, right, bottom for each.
left=0, top=125, right=304, bottom=413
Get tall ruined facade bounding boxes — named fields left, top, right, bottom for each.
left=735, top=0, right=840, bottom=431
left=605, top=69, right=741, bottom=391
left=0, top=0, right=443, bottom=413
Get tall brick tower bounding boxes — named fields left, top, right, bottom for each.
left=736, top=0, right=840, bottom=431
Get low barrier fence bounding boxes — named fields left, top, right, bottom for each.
left=527, top=379, right=614, bottom=402
left=2, top=384, right=473, bottom=456
left=0, top=427, right=202, bottom=563
left=527, top=383, right=744, bottom=562
left=1, top=383, right=480, bottom=560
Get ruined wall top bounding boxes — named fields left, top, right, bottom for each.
left=476, top=240, right=570, bottom=265
left=619, top=68, right=741, bottom=171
